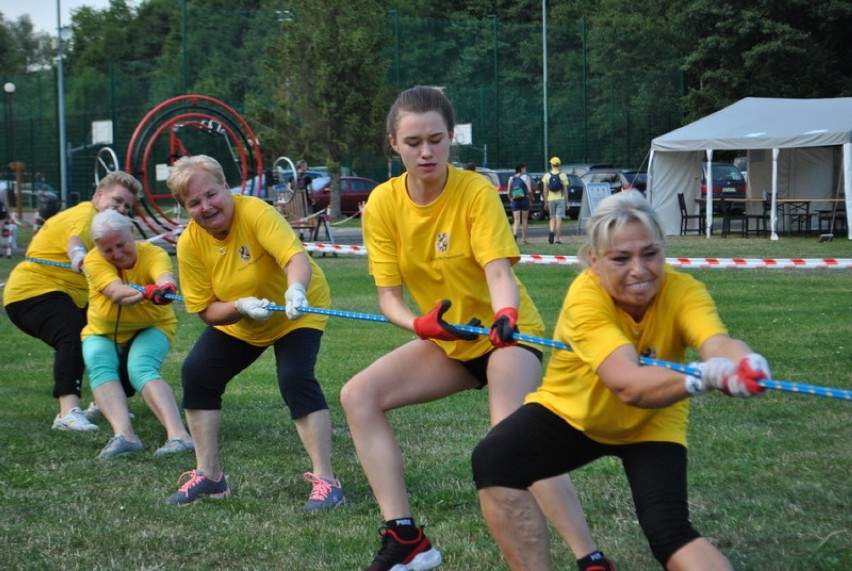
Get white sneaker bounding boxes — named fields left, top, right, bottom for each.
left=52, top=407, right=99, bottom=432
left=82, top=402, right=134, bottom=420
left=82, top=402, right=102, bottom=420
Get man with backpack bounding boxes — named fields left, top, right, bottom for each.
left=509, top=163, right=532, bottom=244
left=542, top=156, right=568, bottom=244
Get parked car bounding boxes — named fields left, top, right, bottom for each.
left=230, top=169, right=326, bottom=200
left=559, top=163, right=613, bottom=177
left=581, top=169, right=646, bottom=195
left=733, top=155, right=748, bottom=183
left=622, top=171, right=648, bottom=194
left=700, top=162, right=746, bottom=201
left=526, top=172, right=549, bottom=220
left=308, top=176, right=379, bottom=216
left=4, top=181, right=59, bottom=209
left=494, top=169, right=515, bottom=194
left=474, top=167, right=500, bottom=189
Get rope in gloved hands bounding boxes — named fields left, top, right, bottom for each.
left=22, top=257, right=851, bottom=401
left=276, top=306, right=852, bottom=402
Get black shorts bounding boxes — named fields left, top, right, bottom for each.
left=471, top=403, right=700, bottom=564
left=459, top=344, right=543, bottom=388
left=182, top=326, right=329, bottom=419
left=4, top=291, right=87, bottom=397
left=511, top=197, right=531, bottom=212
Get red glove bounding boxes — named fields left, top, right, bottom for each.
left=723, top=354, right=769, bottom=397
left=413, top=300, right=480, bottom=341
left=489, top=307, right=519, bottom=347
left=143, top=283, right=177, bottom=305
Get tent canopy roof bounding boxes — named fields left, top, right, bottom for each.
left=651, top=97, right=852, bottom=152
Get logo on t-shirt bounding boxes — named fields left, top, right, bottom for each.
left=640, top=347, right=657, bottom=359
left=239, top=245, right=250, bottom=262
left=436, top=232, right=449, bottom=253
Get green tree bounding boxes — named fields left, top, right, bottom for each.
left=250, top=0, right=390, bottom=216
left=675, top=0, right=852, bottom=120
left=0, top=13, right=52, bottom=74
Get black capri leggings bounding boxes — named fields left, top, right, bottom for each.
left=181, top=326, right=329, bottom=419
left=5, top=291, right=87, bottom=399
left=471, top=403, right=701, bottom=566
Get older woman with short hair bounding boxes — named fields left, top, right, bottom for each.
left=163, top=154, right=343, bottom=510
left=82, top=208, right=192, bottom=459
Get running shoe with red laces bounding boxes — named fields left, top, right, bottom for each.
left=577, top=550, right=617, bottom=571
left=166, top=470, right=230, bottom=506
left=303, top=471, right=345, bottom=511
left=362, top=526, right=442, bottom=571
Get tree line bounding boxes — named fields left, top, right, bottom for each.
left=2, top=0, right=850, bottom=187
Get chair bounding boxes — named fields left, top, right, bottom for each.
left=275, top=185, right=334, bottom=243
left=742, top=198, right=770, bottom=237
left=817, top=204, right=848, bottom=236
left=677, top=193, right=704, bottom=235
left=719, top=195, right=744, bottom=238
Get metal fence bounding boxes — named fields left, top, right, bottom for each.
left=1, top=10, right=684, bottom=201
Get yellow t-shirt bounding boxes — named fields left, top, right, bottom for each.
left=363, top=165, right=544, bottom=361
left=3, top=202, right=97, bottom=308
left=81, top=241, right=178, bottom=344
left=526, top=265, right=727, bottom=446
left=542, top=170, right=566, bottom=201
left=177, top=194, right=330, bottom=346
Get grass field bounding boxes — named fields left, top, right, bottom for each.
left=1, top=223, right=850, bottom=570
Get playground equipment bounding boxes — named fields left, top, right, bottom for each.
left=94, top=94, right=333, bottom=246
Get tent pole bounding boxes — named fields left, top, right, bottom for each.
left=771, top=148, right=780, bottom=240
left=705, top=150, right=713, bottom=238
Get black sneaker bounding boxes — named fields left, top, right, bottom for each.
left=548, top=231, right=555, bottom=244
left=578, top=550, right=617, bottom=571
left=362, top=526, right=442, bottom=571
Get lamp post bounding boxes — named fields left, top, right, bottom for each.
left=3, top=81, right=14, bottom=185
left=56, top=0, right=70, bottom=208
left=542, top=0, right=548, bottom=165
left=487, top=14, right=498, bottom=166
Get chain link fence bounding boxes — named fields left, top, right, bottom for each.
left=1, top=10, right=684, bottom=202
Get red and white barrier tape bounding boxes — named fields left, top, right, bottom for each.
left=144, top=225, right=184, bottom=243
left=301, top=242, right=852, bottom=269
left=303, top=242, right=368, bottom=255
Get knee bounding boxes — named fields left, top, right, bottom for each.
left=339, top=380, right=365, bottom=420
left=639, top=508, right=700, bottom=564
left=339, top=375, right=374, bottom=418
left=471, top=433, right=516, bottom=490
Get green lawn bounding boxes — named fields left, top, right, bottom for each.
left=0, top=227, right=850, bottom=570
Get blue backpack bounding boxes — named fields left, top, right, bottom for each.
left=509, top=175, right=526, bottom=199
left=548, top=172, right=563, bottom=192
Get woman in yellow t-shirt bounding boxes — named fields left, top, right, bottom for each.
left=340, top=86, right=611, bottom=571
left=473, top=191, right=771, bottom=570
left=81, top=209, right=192, bottom=460
left=3, top=172, right=139, bottom=432
left=162, top=155, right=343, bottom=511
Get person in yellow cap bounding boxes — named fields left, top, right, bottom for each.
left=541, top=157, right=568, bottom=244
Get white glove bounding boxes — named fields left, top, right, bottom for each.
left=723, top=353, right=769, bottom=398
left=740, top=353, right=771, bottom=381
left=284, top=283, right=308, bottom=320
left=70, top=247, right=87, bottom=273
left=684, top=358, right=737, bottom=395
left=235, top=297, right=272, bottom=321
left=688, top=356, right=767, bottom=398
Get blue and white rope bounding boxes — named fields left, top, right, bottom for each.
left=22, top=256, right=852, bottom=401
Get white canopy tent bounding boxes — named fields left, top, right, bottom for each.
left=647, top=97, right=852, bottom=239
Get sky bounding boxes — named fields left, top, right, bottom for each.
left=2, top=0, right=123, bottom=35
